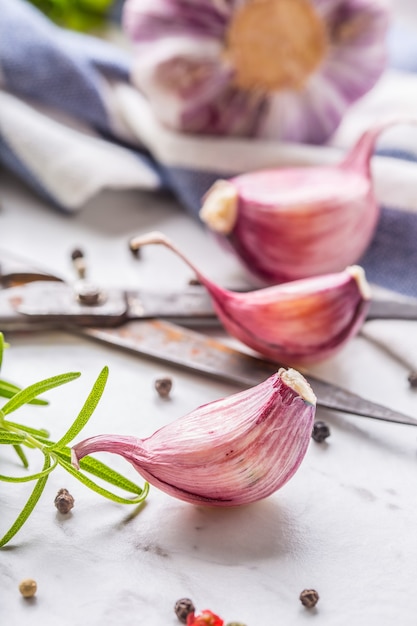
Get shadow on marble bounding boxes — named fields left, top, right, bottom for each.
left=128, top=498, right=309, bottom=566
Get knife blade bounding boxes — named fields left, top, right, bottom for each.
left=73, top=319, right=417, bottom=427
left=367, top=297, right=417, bottom=321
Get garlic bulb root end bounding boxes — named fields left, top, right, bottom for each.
left=199, top=180, right=239, bottom=234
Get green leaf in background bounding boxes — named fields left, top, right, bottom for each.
left=28, top=0, right=116, bottom=32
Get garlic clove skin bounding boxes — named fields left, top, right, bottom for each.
left=213, top=265, right=371, bottom=366
left=129, top=232, right=371, bottom=366
left=72, top=368, right=316, bottom=506
left=200, top=165, right=377, bottom=283
left=199, top=121, right=411, bottom=285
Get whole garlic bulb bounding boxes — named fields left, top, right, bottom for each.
left=123, top=0, right=389, bottom=143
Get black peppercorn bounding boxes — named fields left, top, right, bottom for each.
left=299, top=589, right=319, bottom=608
left=188, top=277, right=202, bottom=286
left=312, top=420, right=330, bottom=443
left=70, top=248, right=87, bottom=279
left=70, top=248, right=84, bottom=261
left=174, top=598, right=195, bottom=623
left=130, top=243, right=142, bottom=259
left=54, top=488, right=75, bottom=514
left=408, top=371, right=417, bottom=388
left=155, top=376, right=173, bottom=398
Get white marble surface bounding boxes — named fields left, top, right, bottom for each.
left=1, top=170, right=417, bottom=626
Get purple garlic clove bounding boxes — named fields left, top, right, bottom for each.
left=72, top=368, right=316, bottom=506
left=128, top=231, right=371, bottom=366
left=200, top=121, right=407, bottom=284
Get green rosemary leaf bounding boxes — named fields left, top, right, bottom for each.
left=4, top=420, right=50, bottom=439
left=0, top=379, right=49, bottom=405
left=0, top=432, right=26, bottom=444
left=57, top=455, right=149, bottom=505
left=1, top=372, right=81, bottom=416
left=54, top=447, right=145, bottom=495
left=0, top=457, right=57, bottom=483
left=13, top=444, right=29, bottom=469
left=52, top=367, right=109, bottom=450
left=0, top=348, right=147, bottom=547
left=0, top=454, right=51, bottom=548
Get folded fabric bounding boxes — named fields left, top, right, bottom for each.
left=2, top=0, right=417, bottom=299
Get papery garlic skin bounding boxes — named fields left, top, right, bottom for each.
left=72, top=368, right=316, bottom=506
left=129, top=232, right=371, bottom=366
left=123, top=0, right=389, bottom=143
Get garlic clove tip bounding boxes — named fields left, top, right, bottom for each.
left=346, top=265, right=372, bottom=300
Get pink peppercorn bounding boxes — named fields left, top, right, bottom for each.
left=186, top=609, right=224, bottom=626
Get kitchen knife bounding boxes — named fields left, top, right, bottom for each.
left=74, top=319, right=417, bottom=427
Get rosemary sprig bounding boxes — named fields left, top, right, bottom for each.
left=0, top=332, right=149, bottom=548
